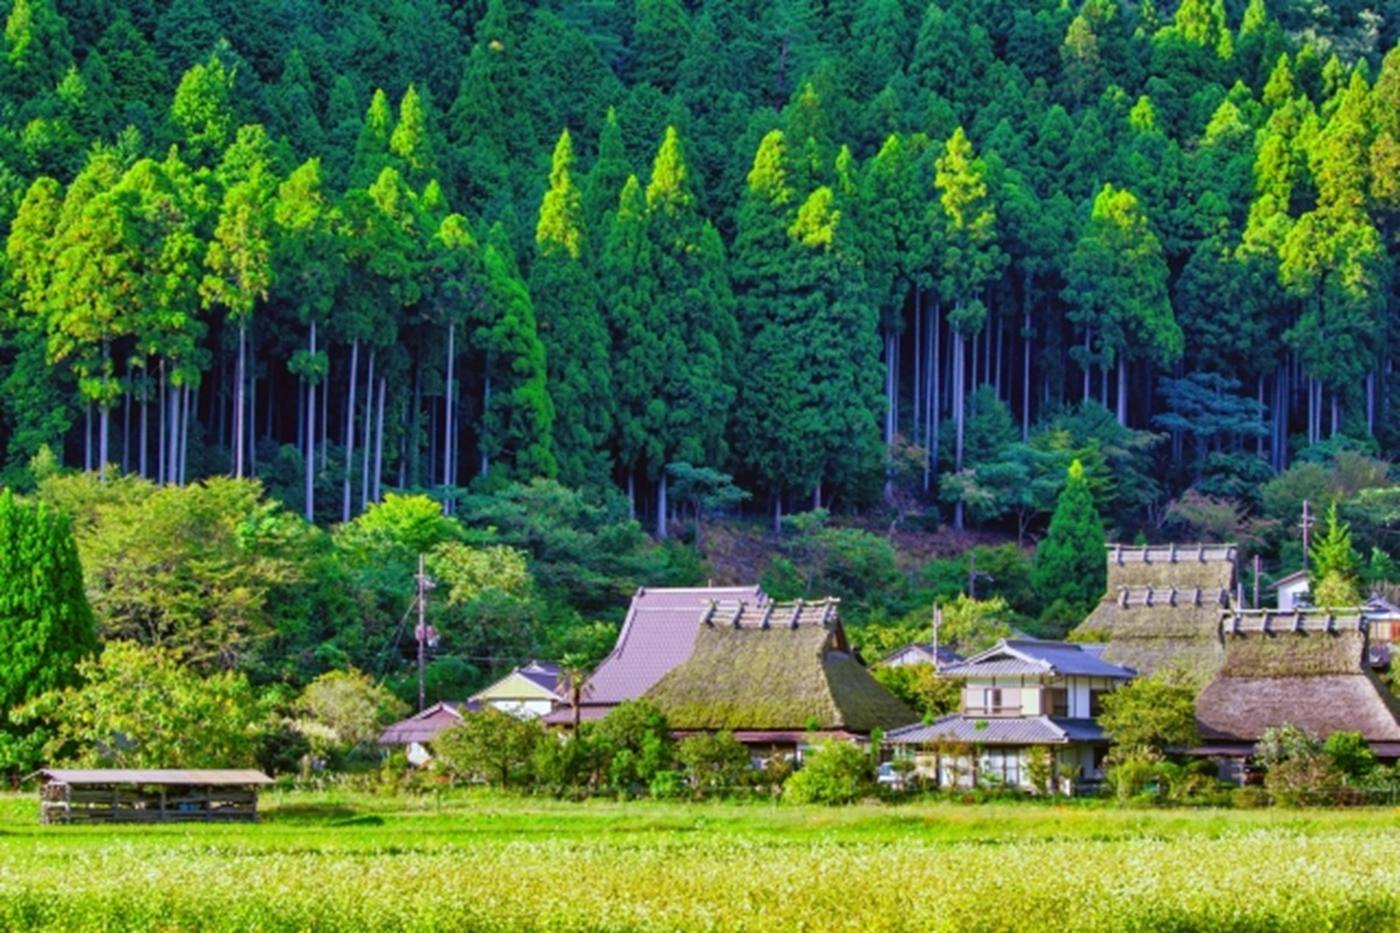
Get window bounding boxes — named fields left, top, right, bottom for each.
left=1089, top=689, right=1108, bottom=718
left=1044, top=688, right=1069, bottom=718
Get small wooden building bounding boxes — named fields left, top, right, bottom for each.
left=36, top=769, right=273, bottom=824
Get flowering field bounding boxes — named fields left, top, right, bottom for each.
left=2, top=793, right=1399, bottom=931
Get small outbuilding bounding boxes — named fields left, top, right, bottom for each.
left=35, top=769, right=273, bottom=824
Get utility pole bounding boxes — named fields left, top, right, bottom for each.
left=931, top=603, right=942, bottom=672
left=1301, top=499, right=1315, bottom=564
left=967, top=552, right=977, bottom=599
left=1260, top=551, right=1271, bottom=610
left=415, top=554, right=435, bottom=712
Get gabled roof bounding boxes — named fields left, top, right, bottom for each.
left=940, top=640, right=1135, bottom=679
left=569, top=586, right=765, bottom=709
left=1271, top=569, right=1310, bottom=588
left=377, top=701, right=470, bottom=745
left=470, top=660, right=564, bottom=702
left=877, top=643, right=963, bottom=667
left=644, top=598, right=915, bottom=734
left=885, top=716, right=1106, bottom=746
left=1197, top=610, right=1400, bottom=745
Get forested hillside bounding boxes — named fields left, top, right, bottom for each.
left=0, top=0, right=1398, bottom=544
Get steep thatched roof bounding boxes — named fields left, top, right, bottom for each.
left=1104, top=544, right=1237, bottom=592
left=644, top=598, right=915, bottom=734
left=1196, top=610, right=1400, bottom=745
left=1074, top=586, right=1227, bottom=679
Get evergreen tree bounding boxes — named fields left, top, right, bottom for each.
left=531, top=129, right=611, bottom=488
left=1312, top=501, right=1362, bottom=607
left=1030, top=458, right=1107, bottom=631
left=0, top=488, right=96, bottom=773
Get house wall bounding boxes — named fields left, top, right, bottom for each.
left=486, top=698, right=555, bottom=719
left=961, top=675, right=1121, bottom=718
left=1278, top=579, right=1309, bottom=611
left=903, top=744, right=1103, bottom=796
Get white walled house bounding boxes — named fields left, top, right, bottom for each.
left=469, top=660, right=564, bottom=719
left=885, top=640, right=1135, bottom=795
left=1273, top=570, right=1311, bottom=610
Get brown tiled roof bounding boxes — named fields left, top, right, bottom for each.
left=377, top=702, right=469, bottom=745
left=644, top=598, right=915, bottom=734
left=1196, top=610, right=1400, bottom=744
left=37, top=769, right=272, bottom=786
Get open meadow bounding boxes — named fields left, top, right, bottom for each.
left=3, top=792, right=1400, bottom=931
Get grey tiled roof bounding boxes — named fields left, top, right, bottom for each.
left=940, top=640, right=1135, bottom=679
left=885, top=715, right=1107, bottom=746
left=878, top=643, right=963, bottom=666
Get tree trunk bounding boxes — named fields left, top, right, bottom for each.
left=342, top=338, right=359, bottom=523
left=122, top=363, right=132, bottom=475
left=305, top=320, right=317, bottom=523
left=627, top=469, right=636, bottom=521
left=180, top=384, right=192, bottom=485
left=772, top=494, right=782, bottom=535
left=953, top=316, right=966, bottom=531
left=1116, top=357, right=1127, bottom=426
left=167, top=380, right=180, bottom=487
left=443, top=323, right=455, bottom=496
left=913, top=289, right=922, bottom=446
left=98, top=402, right=109, bottom=482
left=248, top=346, right=257, bottom=478
left=320, top=350, right=329, bottom=471
left=409, top=360, right=421, bottom=487
left=361, top=348, right=375, bottom=512
left=374, top=375, right=386, bottom=503
left=157, top=362, right=166, bottom=484
left=1331, top=393, right=1339, bottom=437
left=929, top=302, right=941, bottom=492
left=479, top=374, right=491, bottom=479
left=1081, top=330, right=1091, bottom=401
left=1021, top=305, right=1031, bottom=440
left=884, top=329, right=896, bottom=500
left=234, top=322, right=246, bottom=479
left=655, top=471, right=668, bottom=539
left=994, top=312, right=1003, bottom=401
left=83, top=402, right=92, bottom=474
left=1367, top=370, right=1376, bottom=435
left=139, top=364, right=149, bottom=479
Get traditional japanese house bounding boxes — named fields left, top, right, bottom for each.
left=885, top=640, right=1135, bottom=794
left=642, top=597, right=915, bottom=752
left=1072, top=543, right=1237, bottom=679
left=876, top=642, right=962, bottom=669
left=1194, top=609, right=1400, bottom=779
left=468, top=660, right=564, bottom=719
left=542, top=586, right=766, bottom=726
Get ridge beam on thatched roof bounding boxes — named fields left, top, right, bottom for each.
left=1221, top=608, right=1367, bottom=637
left=1106, top=543, right=1238, bottom=565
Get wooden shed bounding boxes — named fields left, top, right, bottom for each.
left=35, top=769, right=274, bottom=824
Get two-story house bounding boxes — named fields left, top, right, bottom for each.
left=885, top=639, right=1135, bottom=794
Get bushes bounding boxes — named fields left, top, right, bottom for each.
left=434, top=709, right=545, bottom=789
left=783, top=742, right=874, bottom=805
left=676, top=732, right=750, bottom=798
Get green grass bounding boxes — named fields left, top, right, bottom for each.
left=3, top=791, right=1400, bottom=930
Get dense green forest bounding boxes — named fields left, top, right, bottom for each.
left=2, top=0, right=1400, bottom=689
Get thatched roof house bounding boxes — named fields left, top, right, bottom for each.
left=1073, top=543, right=1238, bottom=679
left=1195, top=610, right=1400, bottom=760
left=542, top=586, right=765, bottom=726
left=643, top=598, right=915, bottom=746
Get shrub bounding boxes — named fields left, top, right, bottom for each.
left=432, top=708, right=543, bottom=788
left=592, top=700, right=673, bottom=796
left=291, top=669, right=408, bottom=765
left=677, top=731, right=750, bottom=798
left=783, top=742, right=874, bottom=805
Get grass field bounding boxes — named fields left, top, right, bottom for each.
left=3, top=791, right=1400, bottom=930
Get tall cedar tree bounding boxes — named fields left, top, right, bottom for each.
left=531, top=129, right=612, bottom=488
left=1031, top=459, right=1107, bottom=630
left=0, top=489, right=96, bottom=772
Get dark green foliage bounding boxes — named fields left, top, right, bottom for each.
left=1031, top=459, right=1107, bottom=630
left=0, top=488, right=95, bottom=771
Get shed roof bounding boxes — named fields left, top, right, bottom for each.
left=566, top=586, right=765, bottom=709
left=37, top=769, right=272, bottom=786
left=644, top=598, right=914, bottom=733
left=1196, top=609, right=1400, bottom=744
left=885, top=716, right=1106, bottom=746
left=940, top=640, right=1134, bottom=679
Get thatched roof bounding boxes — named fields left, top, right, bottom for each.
left=1196, top=610, right=1400, bottom=745
left=644, top=598, right=915, bottom=734
left=1104, top=543, right=1237, bottom=592
left=1074, top=586, right=1227, bottom=679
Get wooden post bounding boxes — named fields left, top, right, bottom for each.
left=1253, top=554, right=1261, bottom=609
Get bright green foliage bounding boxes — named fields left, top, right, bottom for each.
left=291, top=668, right=408, bottom=760
left=335, top=493, right=462, bottom=560
left=426, top=541, right=532, bottom=607
left=590, top=698, right=673, bottom=795
left=532, top=129, right=611, bottom=488
left=17, top=640, right=271, bottom=767
left=1030, top=459, right=1107, bottom=625
left=1311, top=501, right=1361, bottom=606
left=388, top=84, right=437, bottom=189
left=869, top=664, right=960, bottom=719
left=0, top=489, right=95, bottom=771
left=1098, top=669, right=1200, bottom=759
left=433, top=707, right=544, bottom=788
left=169, top=53, right=235, bottom=162
left=1064, top=184, right=1182, bottom=383
left=676, top=731, right=750, bottom=797
left=783, top=741, right=874, bottom=804
left=935, top=126, right=1001, bottom=323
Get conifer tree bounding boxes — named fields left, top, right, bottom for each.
left=0, top=488, right=96, bottom=773
left=1311, top=501, right=1361, bottom=607
left=1030, top=459, right=1107, bottom=630
left=641, top=126, right=736, bottom=538
left=531, top=129, right=611, bottom=488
